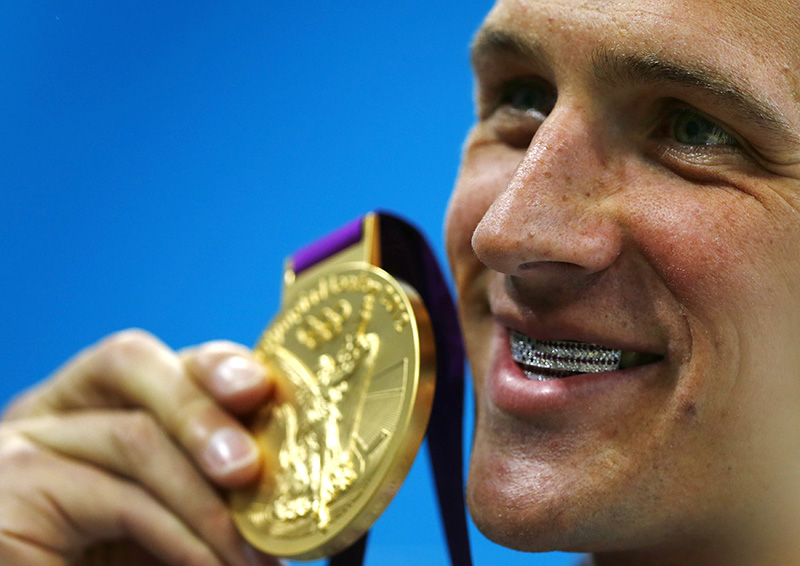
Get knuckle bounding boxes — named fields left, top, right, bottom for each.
left=169, top=396, right=214, bottom=441
left=110, top=411, right=167, bottom=467
left=115, top=489, right=222, bottom=566
left=199, top=500, right=234, bottom=535
left=0, top=426, right=42, bottom=470
left=97, top=329, right=163, bottom=362
left=90, top=329, right=183, bottom=387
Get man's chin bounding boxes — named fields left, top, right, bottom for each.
left=464, top=434, right=648, bottom=556
left=467, top=492, right=578, bottom=553
left=466, top=459, right=589, bottom=554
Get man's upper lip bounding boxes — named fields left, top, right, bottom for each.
left=486, top=272, right=669, bottom=356
left=493, top=311, right=666, bottom=358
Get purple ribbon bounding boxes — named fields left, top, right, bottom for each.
left=292, top=216, right=364, bottom=274
left=298, top=213, right=471, bottom=566
left=375, top=213, right=470, bottom=566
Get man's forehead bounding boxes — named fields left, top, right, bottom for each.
left=479, top=0, right=800, bottom=108
left=482, top=0, right=800, bottom=50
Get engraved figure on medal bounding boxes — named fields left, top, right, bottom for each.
left=270, top=293, right=381, bottom=531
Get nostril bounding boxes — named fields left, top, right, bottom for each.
left=512, top=261, right=604, bottom=294
left=518, top=260, right=586, bottom=272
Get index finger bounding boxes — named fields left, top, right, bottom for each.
left=5, top=329, right=262, bottom=487
left=180, top=340, right=274, bottom=415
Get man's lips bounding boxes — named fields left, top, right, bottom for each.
left=509, top=329, right=664, bottom=381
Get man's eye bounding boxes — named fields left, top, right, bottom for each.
left=498, top=79, right=556, bottom=117
left=668, top=109, right=738, bottom=146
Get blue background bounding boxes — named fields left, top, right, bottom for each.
left=1, top=2, right=582, bottom=564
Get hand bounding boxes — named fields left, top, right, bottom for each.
left=0, top=329, right=282, bottom=566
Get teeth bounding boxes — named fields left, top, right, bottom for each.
left=510, top=330, right=622, bottom=377
left=512, top=332, right=622, bottom=372
left=510, top=331, right=663, bottom=380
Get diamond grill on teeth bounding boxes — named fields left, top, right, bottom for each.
left=510, top=330, right=622, bottom=377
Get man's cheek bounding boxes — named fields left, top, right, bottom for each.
left=628, top=192, right=761, bottom=308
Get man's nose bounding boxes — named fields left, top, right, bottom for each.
left=471, top=106, right=623, bottom=282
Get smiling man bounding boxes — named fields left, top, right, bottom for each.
left=447, top=0, right=800, bottom=563
left=3, top=0, right=800, bottom=565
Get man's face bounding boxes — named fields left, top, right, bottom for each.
left=446, top=0, right=800, bottom=555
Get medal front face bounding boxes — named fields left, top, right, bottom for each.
left=230, top=261, right=435, bottom=559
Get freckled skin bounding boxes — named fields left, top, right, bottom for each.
left=446, top=0, right=800, bottom=564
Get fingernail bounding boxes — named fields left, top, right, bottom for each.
left=212, top=355, right=265, bottom=396
left=203, top=427, right=259, bottom=476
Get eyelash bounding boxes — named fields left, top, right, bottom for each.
left=654, top=105, right=740, bottom=149
left=485, top=80, right=747, bottom=161
left=485, top=78, right=555, bottom=148
left=497, top=78, right=556, bottom=118
left=645, top=104, right=755, bottom=178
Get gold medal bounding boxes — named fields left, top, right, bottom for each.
left=230, top=213, right=436, bottom=559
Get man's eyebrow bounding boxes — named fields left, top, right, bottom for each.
left=470, top=27, right=800, bottom=151
left=470, top=26, right=549, bottom=72
left=591, top=47, right=800, bottom=149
